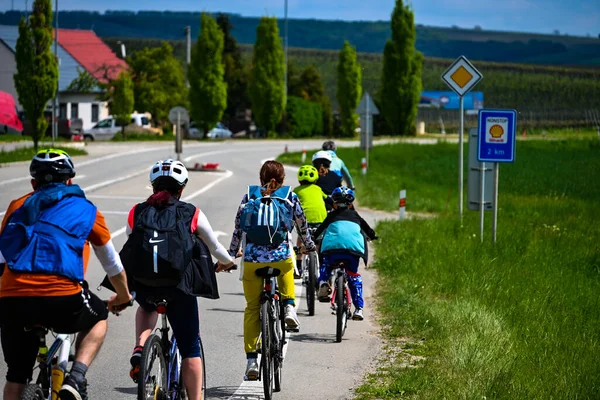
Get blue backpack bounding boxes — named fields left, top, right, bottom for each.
left=240, top=186, right=294, bottom=245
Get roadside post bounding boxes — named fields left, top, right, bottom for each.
left=361, top=158, right=367, bottom=175
left=467, top=127, right=493, bottom=242
left=356, top=91, right=379, bottom=175
left=169, top=106, right=189, bottom=161
left=477, top=109, right=517, bottom=243
left=301, top=147, right=306, bottom=163
left=399, top=190, right=406, bottom=220
left=442, top=55, right=483, bottom=222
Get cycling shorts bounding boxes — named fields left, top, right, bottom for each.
left=135, top=285, right=202, bottom=359
left=0, top=287, right=108, bottom=384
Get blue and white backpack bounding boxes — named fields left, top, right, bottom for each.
left=240, top=185, right=294, bottom=245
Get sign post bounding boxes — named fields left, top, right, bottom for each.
left=356, top=92, right=379, bottom=174
left=477, top=109, right=517, bottom=243
left=169, top=106, right=190, bottom=161
left=442, top=56, right=482, bottom=221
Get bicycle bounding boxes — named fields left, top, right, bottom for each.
left=330, top=261, right=353, bottom=343
left=295, top=226, right=321, bottom=316
left=137, top=296, right=206, bottom=400
left=254, top=266, right=295, bottom=400
left=21, top=294, right=136, bottom=400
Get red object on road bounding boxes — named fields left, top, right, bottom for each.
left=202, top=163, right=220, bottom=170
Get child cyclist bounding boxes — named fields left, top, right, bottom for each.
left=293, top=165, right=329, bottom=277
left=312, top=186, right=378, bottom=321
left=312, top=150, right=342, bottom=210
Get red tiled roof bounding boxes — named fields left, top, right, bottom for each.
left=54, top=29, right=128, bottom=82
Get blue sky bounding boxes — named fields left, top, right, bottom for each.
left=1, top=0, right=598, bottom=37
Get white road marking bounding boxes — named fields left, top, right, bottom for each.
left=110, top=170, right=234, bottom=239
left=0, top=211, right=5, bottom=217
left=214, top=230, right=227, bottom=238
left=81, top=167, right=149, bottom=193
left=101, top=211, right=129, bottom=215
left=87, top=195, right=146, bottom=200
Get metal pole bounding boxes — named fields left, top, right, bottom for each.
left=185, top=26, right=191, bottom=65
left=479, top=161, right=485, bottom=243
left=177, top=111, right=181, bottom=161
left=492, top=163, right=499, bottom=243
left=284, top=0, right=288, bottom=99
left=53, top=0, right=59, bottom=145
left=366, top=94, right=370, bottom=174
left=458, top=95, right=464, bottom=221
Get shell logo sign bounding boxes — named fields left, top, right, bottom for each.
left=485, top=117, right=508, bottom=144
left=489, top=124, right=504, bottom=139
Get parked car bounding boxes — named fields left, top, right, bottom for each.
left=0, top=91, right=23, bottom=135
left=19, top=110, right=83, bottom=140
left=184, top=121, right=232, bottom=139
left=83, top=113, right=150, bottom=141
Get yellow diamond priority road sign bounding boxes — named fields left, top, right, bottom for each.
left=442, top=55, right=482, bottom=97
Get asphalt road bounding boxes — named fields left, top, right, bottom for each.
left=0, top=140, right=390, bottom=400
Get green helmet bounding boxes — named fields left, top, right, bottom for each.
left=297, top=165, right=318, bottom=183
left=30, top=148, right=76, bottom=183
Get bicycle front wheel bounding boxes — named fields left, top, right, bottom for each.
left=335, top=276, right=347, bottom=343
left=260, top=301, right=273, bottom=400
left=306, top=253, right=317, bottom=316
left=21, top=384, right=44, bottom=400
left=138, top=334, right=168, bottom=400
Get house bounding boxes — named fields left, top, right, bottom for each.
left=0, top=24, right=127, bottom=131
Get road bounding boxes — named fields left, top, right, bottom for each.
left=0, top=140, right=391, bottom=400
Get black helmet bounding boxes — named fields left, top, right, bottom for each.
left=30, top=148, right=76, bottom=183
left=322, top=140, right=336, bottom=151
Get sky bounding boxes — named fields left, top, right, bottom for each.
left=0, top=0, right=598, bottom=37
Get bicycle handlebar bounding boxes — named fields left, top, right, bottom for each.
left=103, top=291, right=137, bottom=313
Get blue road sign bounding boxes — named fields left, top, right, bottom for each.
left=477, top=109, right=517, bottom=163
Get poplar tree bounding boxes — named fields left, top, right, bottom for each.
left=188, top=13, right=227, bottom=136
left=248, top=16, right=286, bottom=136
left=13, top=0, right=58, bottom=151
left=336, top=41, right=362, bottom=137
left=380, top=0, right=423, bottom=136
left=111, top=70, right=134, bottom=139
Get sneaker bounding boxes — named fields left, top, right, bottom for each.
left=352, top=308, right=364, bottom=321
left=318, top=283, right=331, bottom=302
left=294, top=260, right=303, bottom=279
left=129, top=346, right=143, bottom=383
left=59, top=376, right=88, bottom=400
left=284, top=304, right=300, bottom=329
left=245, top=358, right=259, bottom=381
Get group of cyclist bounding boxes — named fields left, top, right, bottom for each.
left=0, top=140, right=376, bottom=399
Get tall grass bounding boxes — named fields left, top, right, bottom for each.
left=280, top=139, right=600, bottom=398
left=0, top=147, right=87, bottom=164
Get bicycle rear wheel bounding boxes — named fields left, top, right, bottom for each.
left=306, top=253, right=317, bottom=316
left=199, top=336, right=206, bottom=400
left=274, top=300, right=284, bottom=392
left=138, top=334, right=168, bottom=400
left=260, top=301, right=273, bottom=400
left=335, top=276, right=347, bottom=343
left=21, top=384, right=44, bottom=400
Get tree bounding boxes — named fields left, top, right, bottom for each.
left=298, top=66, right=332, bottom=136
left=111, top=70, right=134, bottom=139
left=248, top=16, right=286, bottom=136
left=66, top=67, right=98, bottom=93
left=128, top=42, right=187, bottom=125
left=188, top=13, right=227, bottom=136
left=336, top=41, right=362, bottom=137
left=380, top=0, right=423, bottom=136
left=13, top=0, right=58, bottom=151
left=217, top=13, right=248, bottom=120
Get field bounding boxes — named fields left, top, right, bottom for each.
left=0, top=146, right=87, bottom=164
left=279, top=139, right=600, bottom=398
left=103, top=38, right=600, bottom=131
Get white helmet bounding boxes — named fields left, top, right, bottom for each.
left=312, top=150, right=332, bottom=163
left=149, top=159, right=189, bottom=186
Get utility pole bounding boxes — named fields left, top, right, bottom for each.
left=52, top=0, right=59, bottom=145
left=185, top=26, right=191, bottom=65
left=283, top=0, right=288, bottom=99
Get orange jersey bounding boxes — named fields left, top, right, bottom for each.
left=0, top=192, right=112, bottom=297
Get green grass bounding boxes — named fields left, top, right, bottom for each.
left=282, top=140, right=600, bottom=398
left=110, top=132, right=175, bottom=141
left=0, top=146, right=88, bottom=164
left=0, top=134, right=29, bottom=142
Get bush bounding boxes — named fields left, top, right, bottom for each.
left=283, top=96, right=323, bottom=137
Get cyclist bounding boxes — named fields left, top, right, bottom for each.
left=228, top=160, right=316, bottom=380
left=322, top=140, right=355, bottom=190
left=312, top=186, right=378, bottom=321
left=312, top=150, right=342, bottom=201
left=293, top=165, right=328, bottom=277
left=121, top=159, right=235, bottom=400
left=0, top=149, right=133, bottom=400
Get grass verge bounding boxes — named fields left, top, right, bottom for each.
left=0, top=146, right=88, bottom=164
left=110, top=132, right=174, bottom=141
left=354, top=139, right=600, bottom=399
left=280, top=139, right=600, bottom=398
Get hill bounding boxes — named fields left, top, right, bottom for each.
left=1, top=10, right=600, bottom=66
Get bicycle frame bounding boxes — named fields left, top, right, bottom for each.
left=156, top=308, right=184, bottom=399
left=30, top=330, right=72, bottom=400
left=330, top=267, right=352, bottom=312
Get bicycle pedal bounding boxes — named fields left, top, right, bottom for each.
left=285, top=327, right=300, bottom=333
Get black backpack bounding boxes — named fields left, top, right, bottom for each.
left=121, top=200, right=196, bottom=288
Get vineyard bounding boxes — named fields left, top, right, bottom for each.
left=103, top=38, right=600, bottom=132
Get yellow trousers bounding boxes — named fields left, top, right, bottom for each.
left=243, top=257, right=296, bottom=354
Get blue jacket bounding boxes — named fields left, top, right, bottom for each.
left=313, top=207, right=377, bottom=262
left=0, top=183, right=97, bottom=282
left=326, top=150, right=355, bottom=188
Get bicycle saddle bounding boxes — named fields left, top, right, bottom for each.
left=24, top=324, right=49, bottom=335
left=255, top=267, right=281, bottom=278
